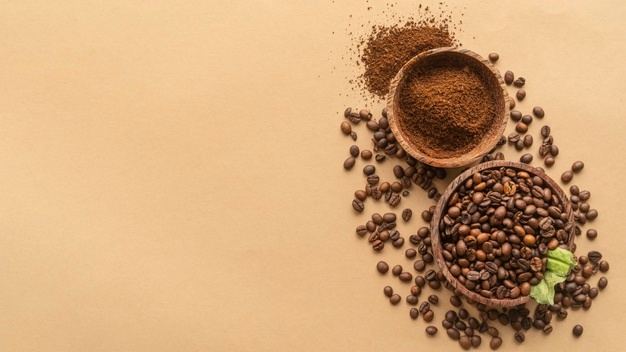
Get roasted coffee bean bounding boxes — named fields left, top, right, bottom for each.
left=390, top=294, right=401, bottom=305
left=415, top=276, right=426, bottom=287
left=516, top=122, right=528, bottom=133
left=423, top=310, right=434, bottom=322
left=349, top=145, right=360, bottom=157
left=523, top=135, right=533, bottom=147
left=359, top=109, right=372, bottom=120
left=375, top=154, right=386, bottom=162
left=355, top=190, right=367, bottom=202
left=572, top=161, right=584, bottom=172
left=382, top=212, right=396, bottom=223
left=598, top=276, right=608, bottom=289
left=377, top=261, right=389, bottom=274
left=447, top=328, right=461, bottom=340
left=406, top=295, right=418, bottom=305
left=392, top=165, right=405, bottom=179
left=422, top=210, right=433, bottom=222
left=508, top=132, right=521, bottom=143
left=515, top=331, right=525, bottom=343
left=599, top=260, right=609, bottom=272
left=509, top=97, right=516, bottom=109
left=573, top=325, right=583, bottom=337
left=579, top=190, right=591, bottom=200
left=586, top=209, right=598, bottom=220
left=350, top=131, right=357, bottom=141
left=514, top=77, right=526, bottom=87
left=504, top=70, right=514, bottom=85
left=588, top=250, right=602, bottom=263
left=355, top=225, right=367, bottom=236
left=343, top=157, right=355, bottom=170
left=586, top=229, right=597, bottom=240
left=543, top=324, right=553, bottom=334
left=406, top=248, right=417, bottom=258
left=392, top=237, right=404, bottom=248
left=340, top=121, right=351, bottom=135
left=533, top=106, right=545, bottom=118
left=363, top=165, right=376, bottom=176
left=372, top=240, right=384, bottom=251
left=426, top=326, right=438, bottom=335
left=402, top=208, right=412, bottom=221
left=352, top=199, right=364, bottom=212
left=414, top=260, right=426, bottom=272
left=545, top=157, right=555, bottom=167
left=428, top=295, right=439, bottom=305
left=383, top=286, right=393, bottom=297
left=410, top=308, right=419, bottom=319
left=561, top=171, right=573, bottom=183
left=450, top=295, right=462, bottom=307
left=521, top=114, right=533, bottom=125
left=520, top=154, right=533, bottom=164
left=541, top=125, right=551, bottom=137
left=490, top=336, right=503, bottom=350
left=361, top=150, right=373, bottom=160
left=367, top=174, right=379, bottom=185
left=516, top=89, right=526, bottom=100
left=409, top=234, right=421, bottom=245
left=459, top=336, right=472, bottom=350
left=488, top=52, right=499, bottom=62
left=392, top=265, right=402, bottom=276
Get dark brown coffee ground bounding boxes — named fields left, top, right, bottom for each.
left=361, top=22, right=455, bottom=98
left=398, top=58, right=497, bottom=159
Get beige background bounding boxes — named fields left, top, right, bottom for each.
left=0, top=0, right=625, bottom=351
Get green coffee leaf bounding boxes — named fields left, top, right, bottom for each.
left=530, top=248, right=576, bottom=304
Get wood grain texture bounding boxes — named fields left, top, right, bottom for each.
left=430, top=161, right=575, bottom=307
left=386, top=47, right=510, bottom=168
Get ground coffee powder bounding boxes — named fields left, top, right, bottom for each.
left=398, top=57, right=497, bottom=159
left=361, top=22, right=455, bottom=99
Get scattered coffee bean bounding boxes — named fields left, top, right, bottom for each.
left=510, top=110, right=522, bottom=121
left=561, top=170, right=574, bottom=183
left=410, top=308, right=419, bottom=319
left=402, top=208, right=412, bottom=221
left=514, top=77, right=526, bottom=87
left=504, top=70, right=514, bottom=85
left=390, top=294, right=401, bottom=305
left=406, top=248, right=417, bottom=258
left=459, top=336, right=472, bottom=350
left=349, top=145, right=359, bottom=157
left=573, top=325, right=583, bottom=337
left=392, top=265, right=402, bottom=276
left=545, top=157, right=555, bottom=167
left=516, top=122, right=528, bottom=133
left=523, top=135, right=533, bottom=147
left=533, top=106, right=545, bottom=118
left=426, top=326, right=438, bottom=335
left=599, top=260, right=609, bottom=272
left=406, top=295, right=418, bottom=305
left=361, top=150, right=373, bottom=160
left=490, top=336, right=503, bottom=350
left=550, top=145, right=559, bottom=156
left=340, top=121, right=351, bottom=135
left=598, top=276, right=608, bottom=289
left=350, top=131, right=357, bottom=141
left=521, top=114, right=533, bottom=125
left=343, top=157, right=356, bottom=170
left=488, top=52, right=499, bottom=62
left=383, top=286, right=393, bottom=297
left=363, top=165, right=375, bottom=175
left=516, top=89, right=526, bottom=100
left=541, top=125, right=551, bottom=137
left=520, top=153, right=533, bottom=164
left=572, top=161, right=584, bottom=172
left=515, top=331, right=525, bottom=343
left=352, top=198, right=364, bottom=212
left=586, top=229, right=597, bottom=240
left=586, top=209, right=598, bottom=221
left=377, top=261, right=389, bottom=274
left=375, top=154, right=386, bottom=162
left=447, top=328, right=461, bottom=340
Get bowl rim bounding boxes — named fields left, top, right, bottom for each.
left=430, top=160, right=575, bottom=307
left=386, top=47, right=510, bottom=168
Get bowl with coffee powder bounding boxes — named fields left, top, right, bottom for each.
left=430, top=161, right=575, bottom=307
left=387, top=47, right=509, bottom=168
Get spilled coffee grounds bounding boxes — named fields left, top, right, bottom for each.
left=397, top=55, right=498, bottom=159
left=361, top=22, right=455, bottom=99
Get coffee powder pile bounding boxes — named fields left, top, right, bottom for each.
left=398, top=58, right=497, bottom=159
left=361, top=22, right=455, bottom=98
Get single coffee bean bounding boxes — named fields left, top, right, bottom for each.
left=471, top=335, right=482, bottom=348
left=586, top=229, right=597, bottom=240
left=382, top=212, right=396, bottom=223
left=523, top=135, right=533, bottom=147
left=514, top=77, right=526, bottom=87
left=579, top=202, right=590, bottom=213
left=447, top=328, right=461, bottom=340
left=586, top=209, right=598, bottom=220
left=550, top=145, right=559, bottom=156
left=488, top=52, right=499, bottom=62
left=545, top=157, right=555, bottom=167
left=426, top=326, right=438, bottom=335
left=402, top=208, right=412, bottom=221
left=516, top=122, right=528, bottom=133
left=355, top=225, right=367, bottom=237
left=490, top=336, right=503, bottom=350
left=515, top=139, right=524, bottom=150
left=510, top=110, right=522, bottom=121
left=406, top=248, right=417, bottom=258
left=359, top=109, right=371, bottom=120
left=571, top=161, right=584, bottom=172
left=573, top=325, right=583, bottom=337
left=599, top=260, right=609, bottom=272
left=377, top=261, right=389, bottom=274
left=367, top=174, right=379, bottom=185
left=392, top=265, right=402, bottom=276
left=543, top=324, right=553, bottom=334
left=521, top=114, right=533, bottom=125
left=459, top=336, right=472, bottom=350
left=392, top=237, right=404, bottom=248
left=383, top=286, right=393, bottom=297
left=410, top=308, right=419, bottom=319
left=423, top=310, right=434, bottom=322
left=504, top=70, right=514, bottom=85
left=422, top=210, right=432, bottom=222
left=352, top=199, right=364, bottom=212
left=375, top=154, right=386, bottom=162
left=588, top=250, right=602, bottom=263
left=414, top=260, right=426, bottom=272
left=355, top=190, right=367, bottom=202
left=515, top=331, right=525, bottom=343
left=372, top=240, right=384, bottom=251
left=406, top=295, right=418, bottom=305
left=450, top=295, right=462, bottom=307
left=509, top=97, right=516, bottom=109
left=598, top=276, right=608, bottom=289
left=520, top=154, right=533, bottom=164
left=561, top=171, right=574, bottom=183
left=340, top=121, right=351, bottom=135
left=428, top=295, right=439, bottom=304
left=579, top=190, right=591, bottom=200
left=533, top=106, right=545, bottom=118
left=343, top=157, right=355, bottom=170
left=390, top=294, right=401, bottom=305
left=363, top=165, right=375, bottom=176
left=541, top=125, right=551, bottom=137
left=361, top=150, right=372, bottom=160
left=570, top=185, right=580, bottom=195
left=516, top=89, right=526, bottom=101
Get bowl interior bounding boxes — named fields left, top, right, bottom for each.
left=388, top=48, right=509, bottom=168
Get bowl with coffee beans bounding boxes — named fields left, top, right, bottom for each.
left=431, top=161, right=576, bottom=307
left=387, top=47, right=509, bottom=168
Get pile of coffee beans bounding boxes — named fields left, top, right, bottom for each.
left=438, top=166, right=573, bottom=300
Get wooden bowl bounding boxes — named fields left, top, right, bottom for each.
left=430, top=161, right=576, bottom=307
left=386, top=47, right=509, bottom=168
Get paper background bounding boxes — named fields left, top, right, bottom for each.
left=0, top=1, right=625, bottom=351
